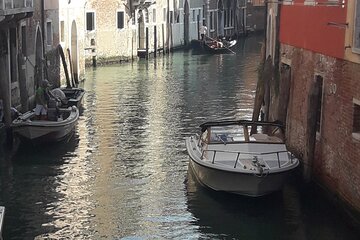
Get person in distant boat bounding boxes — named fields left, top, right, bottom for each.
left=35, top=79, right=52, bottom=120
left=217, top=38, right=224, bottom=48
left=199, top=22, right=207, bottom=41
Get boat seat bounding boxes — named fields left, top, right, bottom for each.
left=251, top=133, right=283, bottom=143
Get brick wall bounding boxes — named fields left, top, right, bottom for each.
left=281, top=44, right=360, bottom=212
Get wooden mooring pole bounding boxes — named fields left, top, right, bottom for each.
left=154, top=26, right=157, bottom=58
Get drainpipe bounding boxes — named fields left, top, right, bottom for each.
left=167, top=0, right=170, bottom=53
left=41, top=0, right=48, bottom=80
left=206, top=0, right=210, bottom=34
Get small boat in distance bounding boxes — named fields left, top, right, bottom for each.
left=185, top=120, right=299, bottom=197
left=58, top=87, right=85, bottom=108
left=203, top=39, right=237, bottom=54
left=12, top=106, right=79, bottom=144
left=190, top=38, right=237, bottom=54
left=0, top=206, right=4, bottom=240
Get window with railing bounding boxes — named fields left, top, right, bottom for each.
left=1, top=0, right=33, bottom=10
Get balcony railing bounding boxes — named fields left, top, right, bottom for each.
left=0, top=0, right=33, bottom=12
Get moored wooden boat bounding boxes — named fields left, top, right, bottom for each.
left=185, top=120, right=299, bottom=197
left=59, top=87, right=85, bottom=108
left=12, top=106, right=79, bottom=144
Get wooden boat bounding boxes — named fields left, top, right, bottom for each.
left=0, top=206, right=4, bottom=240
left=59, top=87, right=85, bottom=108
left=12, top=106, right=79, bottom=144
left=185, top=120, right=299, bottom=197
left=203, top=40, right=237, bottom=54
left=191, top=39, right=237, bottom=54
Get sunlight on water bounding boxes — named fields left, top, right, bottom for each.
left=1, top=35, right=359, bottom=240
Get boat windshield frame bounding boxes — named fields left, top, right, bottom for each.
left=199, top=120, right=285, bottom=144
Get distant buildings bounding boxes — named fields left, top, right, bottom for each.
left=264, top=1, right=360, bottom=214
left=0, top=0, right=265, bottom=134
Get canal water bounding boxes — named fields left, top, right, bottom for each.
left=1, top=35, right=359, bottom=240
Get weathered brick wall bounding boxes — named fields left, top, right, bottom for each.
left=281, top=44, right=360, bottom=212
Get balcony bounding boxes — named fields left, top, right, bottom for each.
left=132, top=0, right=155, bottom=10
left=0, top=0, right=34, bottom=17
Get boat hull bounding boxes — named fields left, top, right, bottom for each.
left=189, top=157, right=291, bottom=197
left=12, top=107, right=79, bottom=144
left=0, top=206, right=4, bottom=238
left=14, top=121, right=76, bottom=143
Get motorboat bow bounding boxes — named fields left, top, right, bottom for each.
left=0, top=206, right=4, bottom=240
left=185, top=120, right=299, bottom=197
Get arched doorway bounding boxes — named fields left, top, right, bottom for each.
left=218, top=0, right=224, bottom=37
left=34, top=26, right=43, bottom=89
left=138, top=10, right=145, bottom=49
left=184, top=0, right=189, bottom=45
left=71, top=20, right=78, bottom=84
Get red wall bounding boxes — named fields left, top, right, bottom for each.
left=279, top=0, right=347, bottom=59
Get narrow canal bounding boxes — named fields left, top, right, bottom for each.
left=1, top=35, right=359, bottom=240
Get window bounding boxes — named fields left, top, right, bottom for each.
left=283, top=0, right=294, bottom=5
left=86, top=12, right=95, bottom=31
left=176, top=11, right=180, bottom=23
left=145, top=9, right=149, bottom=23
left=163, top=8, right=166, bottom=22
left=353, top=99, right=360, bottom=140
left=354, top=0, right=360, bottom=52
left=46, top=21, right=52, bottom=46
left=202, top=5, right=205, bottom=18
left=170, top=11, right=173, bottom=24
left=192, top=9, right=195, bottom=21
left=21, top=25, right=26, bottom=55
left=60, top=21, right=64, bottom=42
left=315, top=75, right=324, bottom=133
left=117, top=11, right=124, bottom=29
left=210, top=11, right=214, bottom=30
left=224, top=10, right=227, bottom=27
left=153, top=9, right=156, bottom=23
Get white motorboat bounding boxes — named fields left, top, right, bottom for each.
left=0, top=206, right=4, bottom=240
left=185, top=120, right=299, bottom=197
left=12, top=106, right=79, bottom=144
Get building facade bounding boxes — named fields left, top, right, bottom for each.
left=266, top=0, right=360, bottom=213
left=0, top=0, right=34, bottom=127
left=59, top=0, right=86, bottom=85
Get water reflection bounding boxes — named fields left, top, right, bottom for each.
left=0, top=35, right=358, bottom=239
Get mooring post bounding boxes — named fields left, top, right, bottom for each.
left=146, top=27, right=149, bottom=60
left=154, top=26, right=157, bottom=58
left=162, top=24, right=165, bottom=55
